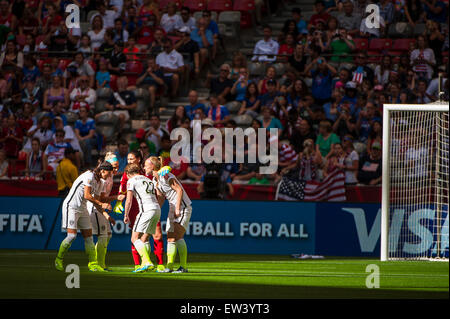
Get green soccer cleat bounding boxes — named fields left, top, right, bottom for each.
left=156, top=264, right=166, bottom=272
left=156, top=267, right=172, bottom=273
left=55, top=257, right=64, bottom=271
left=88, top=263, right=107, bottom=272
left=133, top=265, right=141, bottom=272
left=133, top=264, right=154, bottom=273
left=172, top=266, right=188, bottom=273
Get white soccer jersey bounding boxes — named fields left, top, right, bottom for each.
left=64, top=171, right=103, bottom=212
left=156, top=173, right=191, bottom=209
left=127, top=175, right=160, bottom=213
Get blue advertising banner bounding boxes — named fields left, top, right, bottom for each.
left=315, top=203, right=382, bottom=257
left=1, top=197, right=316, bottom=255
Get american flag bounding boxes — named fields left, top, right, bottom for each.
left=352, top=66, right=364, bottom=84
left=276, top=168, right=346, bottom=202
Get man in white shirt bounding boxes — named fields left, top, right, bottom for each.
left=160, top=2, right=183, bottom=34
left=252, top=25, right=280, bottom=63
left=69, top=76, right=97, bottom=113
left=156, top=38, right=185, bottom=98
left=177, top=6, right=196, bottom=33
left=426, top=66, right=448, bottom=102
left=145, top=114, right=169, bottom=153
left=90, top=2, right=120, bottom=29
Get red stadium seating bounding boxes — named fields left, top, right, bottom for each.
left=87, top=59, right=97, bottom=72
left=58, top=59, right=72, bottom=71
left=369, top=38, right=392, bottom=52
left=207, top=0, right=233, bottom=12
left=183, top=0, right=207, bottom=11
left=124, top=61, right=143, bottom=86
left=16, top=34, right=26, bottom=48
left=233, top=0, right=255, bottom=28
left=37, top=58, right=52, bottom=71
left=35, top=35, right=45, bottom=46
left=158, top=0, right=181, bottom=10
left=391, top=38, right=416, bottom=52
left=443, top=51, right=449, bottom=65
left=110, top=74, right=118, bottom=92
left=353, top=38, right=368, bottom=52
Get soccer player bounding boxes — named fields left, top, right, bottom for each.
left=87, top=152, right=120, bottom=270
left=118, top=151, right=165, bottom=271
left=55, top=162, right=115, bottom=272
left=123, top=163, right=163, bottom=273
left=145, top=157, right=192, bottom=273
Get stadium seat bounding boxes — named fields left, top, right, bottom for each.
left=110, top=74, right=118, bottom=92
left=87, top=10, right=99, bottom=23
left=124, top=61, right=143, bottom=86
left=387, top=23, right=413, bottom=38
left=391, top=38, right=416, bottom=52
left=16, top=34, right=26, bottom=48
left=413, top=23, right=426, bottom=36
left=159, top=0, right=181, bottom=10
left=225, top=101, right=242, bottom=114
left=233, top=0, right=255, bottom=28
left=87, top=59, right=97, bottom=72
left=35, top=35, right=45, bottom=46
left=207, top=0, right=233, bottom=13
left=218, top=11, right=241, bottom=38
left=183, top=0, right=207, bottom=12
left=353, top=38, right=368, bottom=52
left=37, top=58, right=52, bottom=71
left=369, top=38, right=392, bottom=52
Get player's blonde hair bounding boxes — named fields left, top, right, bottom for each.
left=105, top=151, right=116, bottom=161
left=125, top=163, right=141, bottom=176
left=148, top=156, right=164, bottom=171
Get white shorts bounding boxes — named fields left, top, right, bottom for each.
left=62, top=206, right=92, bottom=230
left=166, top=206, right=192, bottom=233
left=133, top=208, right=161, bottom=234
left=89, top=207, right=111, bottom=236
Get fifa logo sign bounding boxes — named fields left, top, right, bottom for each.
left=65, top=4, right=80, bottom=29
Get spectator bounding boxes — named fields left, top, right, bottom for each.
left=98, top=29, right=116, bottom=59
left=108, top=40, right=127, bottom=76
left=252, top=25, right=279, bottom=63
left=22, top=78, right=42, bottom=110
left=129, top=129, right=156, bottom=157
left=52, top=116, right=82, bottom=160
left=185, top=90, right=206, bottom=121
left=56, top=147, right=78, bottom=196
left=290, top=118, right=317, bottom=153
left=375, top=56, right=393, bottom=87
left=366, top=119, right=382, bottom=156
left=316, top=120, right=341, bottom=158
left=238, top=82, right=261, bottom=118
left=278, top=33, right=296, bottom=62
left=138, top=0, right=161, bottom=25
left=96, top=76, right=136, bottom=133
left=279, top=20, right=299, bottom=44
left=74, top=106, right=96, bottom=167
left=341, top=135, right=359, bottom=184
left=359, top=7, right=386, bottom=38
left=123, top=35, right=140, bottom=61
left=326, top=28, right=356, bottom=63
left=136, top=14, right=163, bottom=49
left=79, top=34, right=93, bottom=57
left=174, top=26, right=201, bottom=78
left=424, top=20, right=445, bottom=64
left=201, top=10, right=220, bottom=61
left=156, top=38, right=184, bottom=98
left=23, top=115, right=53, bottom=152
left=177, top=7, right=196, bottom=32
left=258, top=66, right=279, bottom=95
left=281, top=138, right=321, bottom=182
left=336, top=0, right=361, bottom=36
left=410, top=35, right=436, bottom=80
left=42, top=2, right=62, bottom=35
left=115, top=139, right=129, bottom=173
left=230, top=67, right=250, bottom=103
left=422, top=0, right=447, bottom=24
left=309, top=0, right=331, bottom=29
left=350, top=52, right=375, bottom=86
left=69, top=75, right=96, bottom=113
left=16, top=102, right=36, bottom=133
left=160, top=2, right=182, bottom=34
left=145, top=114, right=168, bottom=153
left=123, top=5, right=142, bottom=36
left=65, top=52, right=95, bottom=88
left=22, top=55, right=41, bottom=83
left=0, top=0, right=17, bottom=32
left=136, top=56, right=164, bottom=113
left=24, top=137, right=43, bottom=178
left=42, top=128, right=75, bottom=172
left=96, top=58, right=111, bottom=89
left=43, top=75, right=68, bottom=112
left=0, top=149, right=8, bottom=179
left=304, top=56, right=337, bottom=104
left=261, top=106, right=283, bottom=134
left=91, top=2, right=119, bottom=29
left=112, top=18, right=129, bottom=43
left=166, top=105, right=187, bottom=133
left=288, top=43, right=307, bottom=75
left=229, top=51, right=247, bottom=81
left=0, top=40, right=23, bottom=75
left=206, top=64, right=234, bottom=105
left=190, top=17, right=214, bottom=69
left=332, top=100, right=357, bottom=139
left=291, top=7, right=308, bottom=35
left=260, top=79, right=280, bottom=108
left=0, top=114, right=23, bottom=169
left=206, top=94, right=231, bottom=128
left=358, top=141, right=382, bottom=185
left=88, top=15, right=106, bottom=50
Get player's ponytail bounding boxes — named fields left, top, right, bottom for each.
left=149, top=156, right=162, bottom=171
left=158, top=156, right=164, bottom=170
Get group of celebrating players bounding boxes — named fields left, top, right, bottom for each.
left=54, top=150, right=192, bottom=274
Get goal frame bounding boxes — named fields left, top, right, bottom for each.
left=381, top=103, right=449, bottom=261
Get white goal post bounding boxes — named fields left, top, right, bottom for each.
left=381, top=103, right=449, bottom=261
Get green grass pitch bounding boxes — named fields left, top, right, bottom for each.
left=0, top=250, right=448, bottom=299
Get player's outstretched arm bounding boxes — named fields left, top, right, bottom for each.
left=169, top=179, right=183, bottom=217
left=123, top=190, right=134, bottom=224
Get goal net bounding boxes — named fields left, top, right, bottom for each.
left=381, top=103, right=449, bottom=261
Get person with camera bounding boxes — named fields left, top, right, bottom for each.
left=304, top=56, right=337, bottom=105
left=325, top=27, right=356, bottom=63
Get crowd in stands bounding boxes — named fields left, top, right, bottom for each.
left=0, top=0, right=448, bottom=198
